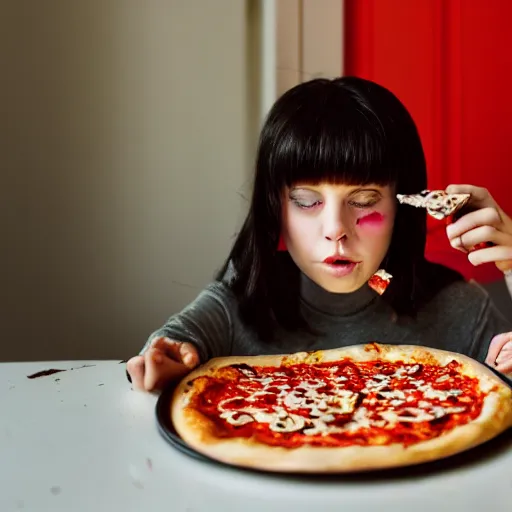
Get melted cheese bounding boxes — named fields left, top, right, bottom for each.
left=380, top=408, right=435, bottom=424
left=378, top=390, right=406, bottom=400
left=374, top=269, right=392, bottom=281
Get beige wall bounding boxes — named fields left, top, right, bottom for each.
left=276, top=0, right=343, bottom=96
left=2, top=1, right=254, bottom=361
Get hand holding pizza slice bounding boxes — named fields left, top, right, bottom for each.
left=398, top=185, right=512, bottom=274
left=444, top=185, right=512, bottom=273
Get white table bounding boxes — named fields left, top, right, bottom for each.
left=1, top=360, right=511, bottom=512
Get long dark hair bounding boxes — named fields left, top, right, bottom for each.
left=217, top=76, right=462, bottom=339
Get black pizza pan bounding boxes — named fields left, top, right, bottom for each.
left=154, top=365, right=512, bottom=477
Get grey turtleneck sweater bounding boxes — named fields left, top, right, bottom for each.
left=142, top=273, right=511, bottom=365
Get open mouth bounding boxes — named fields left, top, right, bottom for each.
left=322, top=256, right=359, bottom=277
left=323, top=257, right=356, bottom=265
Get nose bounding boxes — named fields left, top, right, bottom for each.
left=323, top=208, right=348, bottom=242
left=325, top=229, right=346, bottom=242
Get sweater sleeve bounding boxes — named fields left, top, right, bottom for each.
left=139, top=281, right=235, bottom=363
left=468, top=290, right=512, bottom=363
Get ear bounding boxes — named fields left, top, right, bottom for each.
left=277, top=234, right=287, bottom=251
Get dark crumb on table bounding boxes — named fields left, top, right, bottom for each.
left=27, top=369, right=66, bottom=379
left=27, top=364, right=96, bottom=380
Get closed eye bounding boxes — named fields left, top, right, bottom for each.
left=349, top=200, right=379, bottom=209
left=291, top=199, right=322, bottom=209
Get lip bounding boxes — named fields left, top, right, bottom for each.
left=321, top=256, right=360, bottom=278
left=323, top=255, right=356, bottom=264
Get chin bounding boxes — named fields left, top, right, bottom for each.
left=313, top=275, right=366, bottom=294
left=322, top=282, right=365, bottom=294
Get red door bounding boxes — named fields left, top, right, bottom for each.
left=344, top=0, right=512, bottom=283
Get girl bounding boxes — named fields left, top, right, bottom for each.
left=127, top=76, right=512, bottom=391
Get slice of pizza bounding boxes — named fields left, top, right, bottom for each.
left=397, top=190, right=470, bottom=220
left=170, top=343, right=512, bottom=473
left=368, top=269, right=392, bottom=295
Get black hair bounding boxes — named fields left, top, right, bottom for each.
left=217, top=76, right=462, bottom=340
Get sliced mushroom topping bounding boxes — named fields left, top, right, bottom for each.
left=220, top=411, right=255, bottom=426
left=269, top=413, right=305, bottom=433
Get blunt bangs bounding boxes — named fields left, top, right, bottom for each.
left=263, top=80, right=402, bottom=191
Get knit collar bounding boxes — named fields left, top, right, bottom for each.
left=299, top=272, right=378, bottom=316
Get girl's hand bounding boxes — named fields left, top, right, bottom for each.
left=445, top=184, right=512, bottom=272
left=485, top=332, right=512, bottom=376
left=126, top=336, right=200, bottom=392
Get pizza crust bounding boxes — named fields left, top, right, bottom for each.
left=170, top=343, right=512, bottom=473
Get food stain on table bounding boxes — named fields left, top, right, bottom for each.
left=26, top=364, right=96, bottom=379
left=27, top=369, right=66, bottom=379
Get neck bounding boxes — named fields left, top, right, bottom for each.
left=299, top=272, right=377, bottom=316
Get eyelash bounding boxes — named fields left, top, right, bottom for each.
left=291, top=199, right=377, bottom=210
left=292, top=199, right=321, bottom=209
left=349, top=200, right=378, bottom=209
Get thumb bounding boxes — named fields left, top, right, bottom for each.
left=143, top=347, right=192, bottom=391
left=179, top=342, right=200, bottom=368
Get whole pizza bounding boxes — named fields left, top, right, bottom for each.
left=170, top=343, right=512, bottom=473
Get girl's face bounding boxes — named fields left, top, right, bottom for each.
left=281, top=182, right=397, bottom=293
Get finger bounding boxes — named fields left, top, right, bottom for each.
left=154, top=338, right=200, bottom=368
left=496, top=259, right=512, bottom=273
left=468, top=244, right=512, bottom=267
left=179, top=342, right=200, bottom=368
left=143, top=347, right=191, bottom=391
left=457, top=225, right=510, bottom=251
left=446, top=207, right=501, bottom=241
left=485, top=333, right=512, bottom=366
left=495, top=358, right=512, bottom=375
left=445, top=184, right=493, bottom=207
left=151, top=337, right=181, bottom=361
left=126, top=356, right=145, bottom=390
left=496, top=341, right=512, bottom=364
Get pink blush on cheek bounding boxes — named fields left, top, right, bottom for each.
left=356, top=211, right=385, bottom=228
